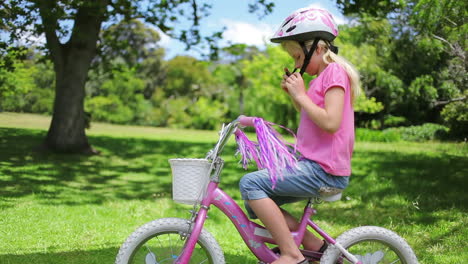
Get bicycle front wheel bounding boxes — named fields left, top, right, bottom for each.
left=115, top=217, right=225, bottom=264
left=321, top=226, right=418, bottom=264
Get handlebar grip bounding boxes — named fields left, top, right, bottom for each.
left=238, top=115, right=256, bottom=127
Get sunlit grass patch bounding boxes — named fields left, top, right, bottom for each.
left=0, top=113, right=467, bottom=263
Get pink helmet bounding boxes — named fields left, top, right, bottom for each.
left=271, top=7, right=339, bottom=43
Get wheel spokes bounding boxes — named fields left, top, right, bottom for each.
left=343, top=241, right=404, bottom=264
left=130, top=232, right=212, bottom=264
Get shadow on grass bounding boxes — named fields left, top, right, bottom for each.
left=0, top=127, right=224, bottom=208
left=348, top=147, right=467, bottom=213
left=0, top=247, right=256, bottom=264
left=1, top=127, right=467, bottom=264
left=0, top=247, right=119, bottom=264
left=1, top=127, right=467, bottom=216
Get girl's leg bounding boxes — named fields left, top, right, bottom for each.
left=248, top=198, right=305, bottom=264
left=280, top=209, right=325, bottom=251
left=240, top=160, right=347, bottom=263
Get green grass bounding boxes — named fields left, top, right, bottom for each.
left=0, top=112, right=467, bottom=263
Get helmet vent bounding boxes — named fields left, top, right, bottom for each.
left=286, top=25, right=296, bottom=33
left=282, top=17, right=294, bottom=27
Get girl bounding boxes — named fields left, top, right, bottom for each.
left=239, top=7, right=360, bottom=264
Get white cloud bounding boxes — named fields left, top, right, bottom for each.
left=220, top=19, right=275, bottom=47
left=147, top=24, right=172, bottom=47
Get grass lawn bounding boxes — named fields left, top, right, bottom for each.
left=0, top=112, right=467, bottom=263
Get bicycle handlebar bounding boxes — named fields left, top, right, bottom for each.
left=206, top=115, right=257, bottom=161
left=238, top=115, right=256, bottom=127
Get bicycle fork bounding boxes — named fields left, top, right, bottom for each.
left=174, top=204, right=209, bottom=264
left=305, top=201, right=361, bottom=264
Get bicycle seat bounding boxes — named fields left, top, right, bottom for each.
left=318, top=187, right=343, bottom=202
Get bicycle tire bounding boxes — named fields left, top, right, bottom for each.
left=320, top=226, right=418, bottom=264
left=115, top=217, right=225, bottom=264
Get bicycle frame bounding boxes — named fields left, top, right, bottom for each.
left=175, top=118, right=360, bottom=264
left=177, top=180, right=341, bottom=263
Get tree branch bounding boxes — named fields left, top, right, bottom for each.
left=34, top=0, right=62, bottom=64
left=69, top=1, right=108, bottom=48
left=432, top=96, right=467, bottom=107
left=191, top=0, right=199, bottom=26
left=444, top=17, right=458, bottom=27
left=432, top=34, right=455, bottom=51
left=0, top=1, right=8, bottom=9
left=432, top=33, right=466, bottom=61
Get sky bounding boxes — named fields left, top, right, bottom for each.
left=2, top=1, right=345, bottom=60
left=159, top=0, right=346, bottom=59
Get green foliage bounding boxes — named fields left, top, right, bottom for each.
left=85, top=66, right=150, bottom=125
left=0, top=48, right=27, bottom=100
left=85, top=95, right=134, bottom=124
left=386, top=123, right=449, bottom=142
left=161, top=97, right=193, bottom=128
left=383, top=115, right=407, bottom=127
left=163, top=56, right=215, bottom=97
left=99, top=19, right=162, bottom=69
left=190, top=97, right=228, bottom=130
left=336, top=30, right=400, bottom=118
left=150, top=55, right=225, bottom=129
left=354, top=95, right=384, bottom=114
left=94, top=19, right=166, bottom=100
left=0, top=50, right=55, bottom=114
left=1, top=0, right=465, bottom=140
left=357, top=123, right=452, bottom=142
left=0, top=60, right=35, bottom=111
left=404, top=75, right=439, bottom=121
left=356, top=128, right=401, bottom=142
left=240, top=45, right=297, bottom=127
left=337, top=0, right=406, bottom=17
left=441, top=100, right=468, bottom=139
left=338, top=0, right=466, bottom=135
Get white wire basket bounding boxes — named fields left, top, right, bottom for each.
left=169, top=158, right=212, bottom=205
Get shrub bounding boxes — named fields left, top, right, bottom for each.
left=383, top=115, right=407, bottom=127
left=441, top=101, right=468, bottom=140
left=386, top=123, right=449, bottom=142
left=189, top=97, right=228, bottom=130
left=85, top=95, right=133, bottom=124
left=355, top=128, right=401, bottom=142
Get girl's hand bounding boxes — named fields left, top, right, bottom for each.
left=281, top=68, right=290, bottom=94
left=284, top=72, right=307, bottom=100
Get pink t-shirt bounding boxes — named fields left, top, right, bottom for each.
left=296, top=63, right=354, bottom=176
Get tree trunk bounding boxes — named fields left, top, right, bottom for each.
left=44, top=46, right=95, bottom=153
left=38, top=0, right=108, bottom=153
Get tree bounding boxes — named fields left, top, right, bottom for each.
left=94, top=19, right=166, bottom=99
left=0, top=48, right=37, bottom=112
left=336, top=0, right=466, bottom=133
left=215, top=44, right=260, bottom=116
left=0, top=0, right=274, bottom=153
left=154, top=55, right=225, bottom=129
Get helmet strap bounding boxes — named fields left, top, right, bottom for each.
left=299, top=38, right=320, bottom=76
left=330, top=44, right=339, bottom=54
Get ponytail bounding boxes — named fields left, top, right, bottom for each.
left=320, top=41, right=361, bottom=104
left=282, top=40, right=361, bottom=104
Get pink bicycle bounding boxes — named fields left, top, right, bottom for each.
left=115, top=117, right=418, bottom=264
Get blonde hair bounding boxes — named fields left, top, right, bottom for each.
left=282, top=40, right=361, bottom=103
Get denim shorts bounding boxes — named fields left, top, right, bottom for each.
left=239, top=159, right=349, bottom=219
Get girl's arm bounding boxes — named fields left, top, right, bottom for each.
left=285, top=73, right=345, bottom=133
left=281, top=74, right=302, bottom=112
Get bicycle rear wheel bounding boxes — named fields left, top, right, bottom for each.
left=115, top=217, right=225, bottom=264
left=320, top=226, right=418, bottom=264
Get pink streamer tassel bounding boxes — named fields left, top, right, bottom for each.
left=234, top=129, right=262, bottom=169
left=235, top=118, right=299, bottom=188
